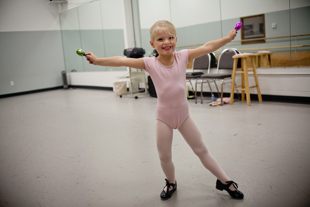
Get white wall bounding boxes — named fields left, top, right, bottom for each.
left=58, top=0, right=94, bottom=12
left=138, top=0, right=310, bottom=29
left=220, top=0, right=290, bottom=20
left=171, top=0, right=220, bottom=28
left=138, top=0, right=171, bottom=29
left=68, top=71, right=129, bottom=87
left=0, top=0, right=60, bottom=32
left=101, top=0, right=124, bottom=30
left=60, top=0, right=124, bottom=30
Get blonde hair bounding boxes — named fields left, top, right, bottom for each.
left=150, top=20, right=176, bottom=42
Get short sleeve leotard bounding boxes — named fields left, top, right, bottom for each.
left=143, top=50, right=189, bottom=129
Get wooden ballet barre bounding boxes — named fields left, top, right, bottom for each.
left=179, top=44, right=309, bottom=53
left=235, top=33, right=310, bottom=43
left=176, top=34, right=310, bottom=49
left=233, top=44, right=310, bottom=52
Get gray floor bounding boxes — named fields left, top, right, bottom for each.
left=0, top=89, right=310, bottom=207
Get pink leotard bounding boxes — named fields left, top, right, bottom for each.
left=143, top=50, right=189, bottom=129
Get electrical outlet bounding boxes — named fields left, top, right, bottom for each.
left=272, top=23, right=277, bottom=28
left=10, top=81, right=14, bottom=86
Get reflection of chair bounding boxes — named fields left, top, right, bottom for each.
left=186, top=54, right=211, bottom=101
left=255, top=51, right=272, bottom=67
left=198, top=48, right=240, bottom=105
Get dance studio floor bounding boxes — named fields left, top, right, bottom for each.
left=0, top=89, right=309, bottom=207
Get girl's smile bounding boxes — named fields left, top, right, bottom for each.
left=162, top=45, right=172, bottom=50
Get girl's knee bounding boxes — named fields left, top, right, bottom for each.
left=193, top=145, right=208, bottom=157
left=158, top=153, right=172, bottom=163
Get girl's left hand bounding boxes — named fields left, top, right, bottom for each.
left=228, top=30, right=237, bottom=41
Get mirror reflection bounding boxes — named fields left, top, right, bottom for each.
left=60, top=0, right=310, bottom=71
left=137, top=0, right=309, bottom=67
left=60, top=0, right=126, bottom=72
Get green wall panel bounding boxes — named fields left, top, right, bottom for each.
left=0, top=31, right=65, bottom=95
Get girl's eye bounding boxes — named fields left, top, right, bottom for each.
left=169, top=36, right=174, bottom=40
left=157, top=38, right=163, bottom=41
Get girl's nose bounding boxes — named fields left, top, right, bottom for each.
left=163, top=38, right=170, bottom=44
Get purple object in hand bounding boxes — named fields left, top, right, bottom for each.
left=235, top=22, right=242, bottom=31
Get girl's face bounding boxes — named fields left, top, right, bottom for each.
left=150, top=28, right=177, bottom=57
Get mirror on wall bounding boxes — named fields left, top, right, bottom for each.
left=60, top=0, right=126, bottom=72
left=136, top=0, right=310, bottom=67
left=60, top=0, right=310, bottom=70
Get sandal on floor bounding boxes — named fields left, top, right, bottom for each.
left=209, top=101, right=221, bottom=106
left=160, top=179, right=177, bottom=200
left=216, top=179, right=244, bottom=199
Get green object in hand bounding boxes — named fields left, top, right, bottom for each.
left=76, top=48, right=85, bottom=56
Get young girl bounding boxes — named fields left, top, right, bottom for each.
left=86, top=20, right=244, bottom=200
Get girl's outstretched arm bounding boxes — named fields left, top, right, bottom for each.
left=85, top=53, right=145, bottom=70
left=188, top=30, right=237, bottom=61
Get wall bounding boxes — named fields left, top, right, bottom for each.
left=1, top=0, right=309, bottom=98
left=0, top=0, right=66, bottom=96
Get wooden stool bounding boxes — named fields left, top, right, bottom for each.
left=230, top=53, right=263, bottom=106
left=255, top=51, right=272, bottom=67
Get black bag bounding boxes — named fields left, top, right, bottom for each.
left=123, top=48, right=145, bottom=58
left=210, top=53, right=218, bottom=68
left=148, top=76, right=157, bottom=98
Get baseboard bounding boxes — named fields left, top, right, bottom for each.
left=69, top=85, right=113, bottom=91
left=0, top=85, right=116, bottom=99
left=1, top=86, right=309, bottom=104
left=0, top=86, right=63, bottom=99
left=197, top=92, right=310, bottom=104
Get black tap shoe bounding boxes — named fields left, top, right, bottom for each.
left=216, top=179, right=244, bottom=199
left=160, top=179, right=177, bottom=200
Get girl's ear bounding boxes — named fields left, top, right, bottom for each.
left=150, top=40, right=155, bottom=48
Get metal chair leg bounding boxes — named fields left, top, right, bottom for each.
left=213, top=79, right=221, bottom=98
left=195, top=79, right=199, bottom=104
left=188, top=80, right=194, bottom=92
left=221, top=80, right=224, bottom=106
left=201, top=81, right=204, bottom=104
left=206, top=80, right=213, bottom=97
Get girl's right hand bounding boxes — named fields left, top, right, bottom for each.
left=85, top=52, right=97, bottom=65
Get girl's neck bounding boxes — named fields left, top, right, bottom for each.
left=157, top=53, right=174, bottom=66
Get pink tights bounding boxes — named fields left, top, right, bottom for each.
left=156, top=116, right=231, bottom=184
